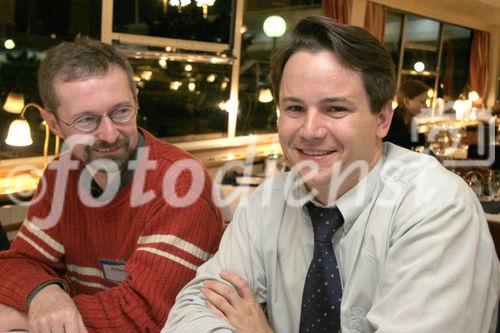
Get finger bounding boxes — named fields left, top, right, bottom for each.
left=203, top=280, right=240, bottom=306
left=200, top=286, right=234, bottom=315
left=31, top=320, right=62, bottom=333
left=77, top=315, right=88, bottom=333
left=64, top=313, right=84, bottom=333
left=205, top=299, right=229, bottom=322
left=219, top=270, right=253, bottom=299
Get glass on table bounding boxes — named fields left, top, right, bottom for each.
left=463, top=170, right=484, bottom=198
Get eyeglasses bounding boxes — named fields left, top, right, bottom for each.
left=56, top=105, right=138, bottom=133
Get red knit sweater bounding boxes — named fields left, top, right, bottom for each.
left=0, top=129, right=223, bottom=332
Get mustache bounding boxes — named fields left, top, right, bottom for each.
left=91, top=137, right=128, bottom=150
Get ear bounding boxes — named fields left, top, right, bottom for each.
left=376, top=102, right=394, bottom=139
left=403, top=97, right=411, bottom=108
left=40, top=109, right=64, bottom=138
left=134, top=87, right=139, bottom=104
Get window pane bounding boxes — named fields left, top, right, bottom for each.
left=402, top=15, right=439, bottom=72
left=439, top=24, right=472, bottom=100
left=402, top=48, right=438, bottom=72
left=128, top=56, right=231, bottom=141
left=384, top=11, right=403, bottom=68
left=0, top=0, right=101, bottom=159
left=405, top=16, right=440, bottom=49
left=237, top=0, right=321, bottom=136
left=112, top=0, right=233, bottom=44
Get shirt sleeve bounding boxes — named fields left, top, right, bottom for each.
left=163, top=196, right=268, bottom=333
left=0, top=171, right=69, bottom=312
left=367, top=187, right=500, bottom=333
left=74, top=188, right=224, bottom=331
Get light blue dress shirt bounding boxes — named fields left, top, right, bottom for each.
left=164, top=143, right=499, bottom=333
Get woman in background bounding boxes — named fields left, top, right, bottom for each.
left=385, top=80, right=429, bottom=149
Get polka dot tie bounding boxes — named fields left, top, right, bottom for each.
left=299, top=202, right=344, bottom=333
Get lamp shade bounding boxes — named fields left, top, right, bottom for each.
left=5, top=119, right=33, bottom=146
left=258, top=88, right=273, bottom=103
left=3, top=92, right=25, bottom=114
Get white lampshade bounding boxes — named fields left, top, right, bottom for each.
left=5, top=119, right=33, bottom=146
left=258, top=88, right=273, bottom=103
left=263, top=16, right=287, bottom=38
left=3, top=92, right=25, bottom=114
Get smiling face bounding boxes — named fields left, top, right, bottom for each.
left=277, top=50, right=393, bottom=203
left=42, top=65, right=138, bottom=172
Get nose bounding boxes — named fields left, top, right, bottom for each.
left=302, top=109, right=327, bottom=141
left=96, top=115, right=119, bottom=143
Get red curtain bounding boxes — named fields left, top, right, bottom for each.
left=364, top=1, right=386, bottom=42
left=469, top=29, right=490, bottom=99
left=322, top=0, right=351, bottom=24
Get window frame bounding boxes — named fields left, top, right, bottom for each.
left=100, top=0, right=245, bottom=140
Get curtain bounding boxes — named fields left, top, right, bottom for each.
left=364, top=1, right=386, bottom=42
left=469, top=29, right=490, bottom=99
left=322, top=0, right=351, bottom=24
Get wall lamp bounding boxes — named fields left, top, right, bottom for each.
left=5, top=103, right=60, bottom=168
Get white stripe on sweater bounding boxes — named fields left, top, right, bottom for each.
left=137, top=234, right=211, bottom=261
left=24, top=220, right=65, bottom=254
left=17, top=232, right=58, bottom=262
left=136, top=247, right=197, bottom=271
left=68, top=276, right=109, bottom=290
left=67, top=264, right=104, bottom=279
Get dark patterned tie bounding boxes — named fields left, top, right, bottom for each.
left=299, top=202, right=344, bottom=333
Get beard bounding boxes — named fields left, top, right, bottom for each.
left=83, top=135, right=134, bottom=174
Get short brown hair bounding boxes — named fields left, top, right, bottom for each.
left=269, top=16, right=395, bottom=114
left=37, top=36, right=135, bottom=113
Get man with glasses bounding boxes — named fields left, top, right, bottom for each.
left=0, top=37, right=223, bottom=332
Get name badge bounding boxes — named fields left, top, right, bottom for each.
left=100, top=259, right=128, bottom=283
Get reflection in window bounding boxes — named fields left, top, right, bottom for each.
left=439, top=24, right=472, bottom=100
left=384, top=9, right=472, bottom=109
left=128, top=56, right=231, bottom=141
left=113, top=0, right=233, bottom=44
left=237, top=0, right=321, bottom=136
left=0, top=0, right=101, bottom=159
left=383, top=11, right=403, bottom=67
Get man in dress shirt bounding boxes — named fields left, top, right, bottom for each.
left=164, top=16, right=499, bottom=333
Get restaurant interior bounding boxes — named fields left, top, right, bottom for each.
left=0, top=0, right=499, bottom=254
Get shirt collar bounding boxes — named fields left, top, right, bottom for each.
left=298, top=153, right=385, bottom=235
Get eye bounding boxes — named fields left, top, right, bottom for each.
left=110, top=107, right=134, bottom=121
left=113, top=107, right=130, bottom=116
left=325, top=106, right=349, bottom=117
left=283, top=105, right=305, bottom=116
left=75, top=115, right=99, bottom=125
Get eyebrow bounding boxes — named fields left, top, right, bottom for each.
left=280, top=96, right=353, bottom=104
left=79, top=102, right=132, bottom=115
left=280, top=96, right=303, bottom=103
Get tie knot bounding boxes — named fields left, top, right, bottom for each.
left=306, top=202, right=344, bottom=243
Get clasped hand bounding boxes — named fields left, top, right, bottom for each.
left=28, top=284, right=87, bottom=333
left=201, top=270, right=273, bottom=333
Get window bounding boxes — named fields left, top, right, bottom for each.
left=384, top=9, right=472, bottom=108
left=0, top=0, right=101, bottom=159
left=112, top=0, right=233, bottom=45
left=129, top=55, right=232, bottom=140
left=0, top=0, right=322, bottom=159
left=237, top=0, right=322, bottom=136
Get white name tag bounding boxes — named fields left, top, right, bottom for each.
left=100, top=259, right=128, bottom=283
